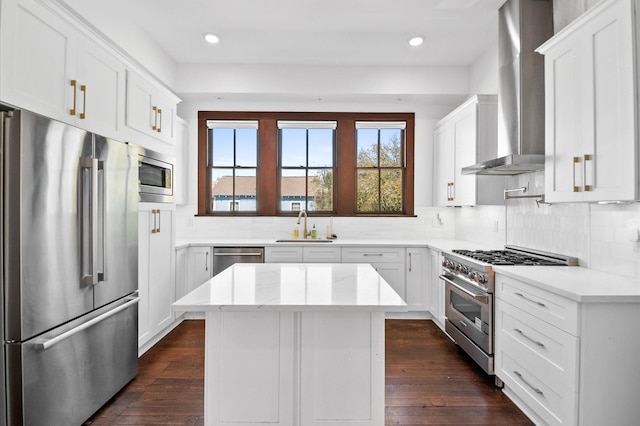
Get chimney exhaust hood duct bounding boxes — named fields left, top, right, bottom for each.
left=462, top=0, right=553, bottom=175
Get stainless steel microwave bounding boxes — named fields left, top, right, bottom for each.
left=138, top=147, right=174, bottom=203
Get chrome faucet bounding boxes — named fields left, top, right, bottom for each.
left=297, top=210, right=310, bottom=239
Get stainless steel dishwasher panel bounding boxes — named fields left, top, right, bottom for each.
left=212, top=247, right=265, bottom=276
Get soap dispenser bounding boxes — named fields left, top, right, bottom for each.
left=311, top=224, right=317, bottom=239
left=293, top=225, right=300, bottom=239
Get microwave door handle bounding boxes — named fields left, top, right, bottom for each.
left=439, top=274, right=489, bottom=304
left=80, top=156, right=98, bottom=286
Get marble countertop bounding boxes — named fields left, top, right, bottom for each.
left=493, top=265, right=640, bottom=303
left=173, top=237, right=640, bottom=302
left=172, top=263, right=408, bottom=312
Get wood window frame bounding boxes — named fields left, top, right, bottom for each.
left=198, top=111, right=415, bottom=217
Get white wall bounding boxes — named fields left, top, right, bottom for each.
left=468, top=42, right=499, bottom=95
left=173, top=62, right=473, bottom=241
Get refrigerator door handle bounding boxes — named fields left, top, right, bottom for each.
left=81, top=156, right=99, bottom=286
left=97, top=160, right=106, bottom=282
left=33, top=296, right=140, bottom=351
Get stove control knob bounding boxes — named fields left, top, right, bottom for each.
left=471, top=272, right=487, bottom=284
left=456, top=264, right=469, bottom=274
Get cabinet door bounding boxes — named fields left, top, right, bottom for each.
left=148, top=208, right=175, bottom=332
left=0, top=0, right=77, bottom=122
left=154, top=89, right=176, bottom=145
left=581, top=0, right=636, bottom=202
left=175, top=247, right=189, bottom=301
left=433, top=124, right=455, bottom=206
left=189, top=246, right=212, bottom=289
left=453, top=105, right=477, bottom=205
left=406, top=248, right=428, bottom=311
left=75, top=37, right=125, bottom=139
left=175, top=117, right=190, bottom=205
left=371, top=262, right=406, bottom=301
left=137, top=210, right=152, bottom=346
left=125, top=70, right=156, bottom=137
left=544, top=31, right=588, bottom=202
left=427, top=249, right=444, bottom=328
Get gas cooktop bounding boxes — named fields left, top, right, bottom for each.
left=451, top=246, right=578, bottom=266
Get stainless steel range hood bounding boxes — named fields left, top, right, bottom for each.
left=462, top=0, right=553, bottom=175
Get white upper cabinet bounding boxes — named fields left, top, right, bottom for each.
left=538, top=0, right=639, bottom=202
left=126, top=69, right=178, bottom=147
left=433, top=95, right=504, bottom=206
left=0, top=0, right=125, bottom=139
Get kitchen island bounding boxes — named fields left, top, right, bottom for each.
left=172, top=263, right=407, bottom=426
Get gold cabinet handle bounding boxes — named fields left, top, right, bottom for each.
left=450, top=182, right=455, bottom=201
left=80, top=84, right=87, bottom=119
left=70, top=80, right=77, bottom=116
left=152, top=106, right=158, bottom=130
left=573, top=156, right=580, bottom=192
left=583, top=154, right=592, bottom=191
left=157, top=108, right=162, bottom=133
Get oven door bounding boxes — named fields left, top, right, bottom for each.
left=441, top=274, right=493, bottom=355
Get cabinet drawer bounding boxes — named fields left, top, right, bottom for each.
left=496, top=274, right=578, bottom=335
left=302, top=246, right=341, bottom=263
left=265, top=246, right=303, bottom=263
left=496, top=299, right=579, bottom=390
left=499, top=351, right=577, bottom=426
left=341, top=247, right=405, bottom=263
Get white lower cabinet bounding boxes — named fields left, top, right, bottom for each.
left=175, top=246, right=212, bottom=301
left=138, top=203, right=175, bottom=350
left=341, top=247, right=406, bottom=301
left=427, top=248, right=445, bottom=328
left=204, top=310, right=384, bottom=426
left=405, top=248, right=429, bottom=311
left=495, top=273, right=640, bottom=426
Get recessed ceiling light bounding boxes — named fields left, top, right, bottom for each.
left=204, top=33, right=220, bottom=44
left=409, top=36, right=424, bottom=47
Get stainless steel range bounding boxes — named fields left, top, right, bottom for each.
left=440, top=246, right=577, bottom=381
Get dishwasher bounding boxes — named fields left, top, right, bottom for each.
left=212, top=247, right=265, bottom=276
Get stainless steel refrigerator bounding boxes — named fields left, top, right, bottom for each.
left=0, top=108, right=139, bottom=425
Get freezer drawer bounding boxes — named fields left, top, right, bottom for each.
left=5, top=296, right=139, bottom=426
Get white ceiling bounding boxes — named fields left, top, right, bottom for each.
left=64, top=0, right=506, bottom=68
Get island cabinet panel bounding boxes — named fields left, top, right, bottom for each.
left=300, top=312, right=385, bottom=426
left=205, top=311, right=295, bottom=426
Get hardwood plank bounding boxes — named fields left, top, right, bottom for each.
left=85, top=319, right=533, bottom=425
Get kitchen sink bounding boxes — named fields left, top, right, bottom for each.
left=275, top=239, right=333, bottom=243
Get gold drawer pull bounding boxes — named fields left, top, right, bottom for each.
left=70, top=80, right=77, bottom=116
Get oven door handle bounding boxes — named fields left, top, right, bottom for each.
left=440, top=274, right=490, bottom=305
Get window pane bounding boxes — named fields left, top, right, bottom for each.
left=380, top=169, right=403, bottom=212
left=308, top=128, right=333, bottom=167
left=236, top=128, right=258, bottom=167
left=309, top=169, right=333, bottom=212
left=357, top=169, right=379, bottom=212
left=357, top=128, right=378, bottom=167
left=380, top=129, right=402, bottom=167
left=281, top=128, right=307, bottom=167
left=211, top=128, right=234, bottom=166
left=281, top=169, right=306, bottom=212
left=211, top=168, right=233, bottom=211
left=235, top=169, right=257, bottom=212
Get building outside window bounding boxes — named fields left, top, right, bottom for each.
left=207, top=120, right=258, bottom=213
left=278, top=121, right=336, bottom=213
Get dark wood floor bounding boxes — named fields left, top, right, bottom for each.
left=84, top=319, right=533, bottom=425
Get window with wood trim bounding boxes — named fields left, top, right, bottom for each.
left=198, top=111, right=415, bottom=216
